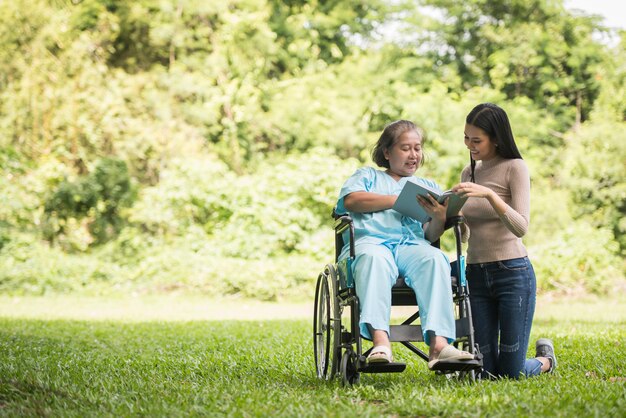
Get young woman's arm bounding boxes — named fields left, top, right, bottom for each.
left=452, top=161, right=529, bottom=237
left=499, top=161, right=530, bottom=236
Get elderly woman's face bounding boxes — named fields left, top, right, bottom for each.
left=384, top=130, right=422, bottom=179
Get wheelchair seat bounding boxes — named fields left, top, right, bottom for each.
left=391, top=276, right=415, bottom=305
left=391, top=274, right=459, bottom=306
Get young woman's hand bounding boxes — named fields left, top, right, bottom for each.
left=452, top=182, right=495, bottom=199
left=452, top=182, right=510, bottom=217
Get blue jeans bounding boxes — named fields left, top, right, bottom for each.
left=467, top=257, right=542, bottom=379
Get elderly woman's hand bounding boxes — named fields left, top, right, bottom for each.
left=417, top=194, right=447, bottom=222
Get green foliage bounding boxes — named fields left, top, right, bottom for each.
left=0, top=0, right=624, bottom=297
left=531, top=222, right=623, bottom=293
left=561, top=121, right=626, bottom=254
left=43, top=158, right=136, bottom=247
left=213, top=152, right=339, bottom=258
left=267, top=0, right=389, bottom=72
left=128, top=156, right=234, bottom=236
left=591, top=34, right=626, bottom=122
left=0, top=230, right=9, bottom=252
left=0, top=157, right=68, bottom=238
left=129, top=149, right=356, bottom=258
left=0, top=233, right=112, bottom=294
left=420, top=0, right=605, bottom=125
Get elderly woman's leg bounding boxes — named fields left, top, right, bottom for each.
left=347, top=242, right=397, bottom=361
left=396, top=243, right=473, bottom=365
left=396, top=243, right=455, bottom=343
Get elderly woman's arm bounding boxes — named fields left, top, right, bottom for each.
left=343, top=191, right=397, bottom=213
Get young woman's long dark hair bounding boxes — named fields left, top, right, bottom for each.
left=466, top=103, right=523, bottom=182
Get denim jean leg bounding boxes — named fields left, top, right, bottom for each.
left=522, top=262, right=539, bottom=377
left=524, top=358, right=543, bottom=377
left=492, top=258, right=537, bottom=378
left=467, top=264, right=499, bottom=378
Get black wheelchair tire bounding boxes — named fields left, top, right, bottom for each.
left=313, top=265, right=340, bottom=380
left=340, top=350, right=360, bottom=386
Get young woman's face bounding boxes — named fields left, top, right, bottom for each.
left=464, top=123, right=498, bottom=161
left=384, top=129, right=422, bottom=179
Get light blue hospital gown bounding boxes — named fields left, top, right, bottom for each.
left=336, top=167, right=456, bottom=344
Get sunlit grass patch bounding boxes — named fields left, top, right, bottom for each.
left=1, top=296, right=625, bottom=416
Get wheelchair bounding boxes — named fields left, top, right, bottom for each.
left=313, top=211, right=483, bottom=385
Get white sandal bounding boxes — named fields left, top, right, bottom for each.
left=367, top=345, right=393, bottom=364
left=428, top=345, right=474, bottom=369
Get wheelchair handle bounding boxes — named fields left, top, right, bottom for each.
left=445, top=215, right=465, bottom=230
left=448, top=215, right=470, bottom=298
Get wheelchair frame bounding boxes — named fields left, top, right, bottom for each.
left=313, top=211, right=482, bottom=385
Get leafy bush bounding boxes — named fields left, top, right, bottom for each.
left=561, top=121, right=626, bottom=254
left=0, top=233, right=118, bottom=295
left=129, top=149, right=357, bottom=259
left=43, top=157, right=136, bottom=248
left=530, top=222, right=624, bottom=294
left=215, top=149, right=358, bottom=258
left=525, top=179, right=572, bottom=248
left=129, top=155, right=237, bottom=236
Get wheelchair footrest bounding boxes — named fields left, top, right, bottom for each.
left=429, top=358, right=482, bottom=372
left=359, top=362, right=407, bottom=374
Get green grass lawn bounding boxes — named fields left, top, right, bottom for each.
left=0, top=296, right=625, bottom=417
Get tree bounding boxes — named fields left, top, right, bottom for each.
left=417, top=0, right=606, bottom=129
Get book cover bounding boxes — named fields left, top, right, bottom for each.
left=392, top=180, right=467, bottom=223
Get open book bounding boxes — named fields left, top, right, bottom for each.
left=392, top=180, right=467, bottom=223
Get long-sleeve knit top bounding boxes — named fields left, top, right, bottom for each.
left=461, top=156, right=530, bottom=264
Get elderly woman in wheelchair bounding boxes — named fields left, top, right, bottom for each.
left=314, top=120, right=481, bottom=384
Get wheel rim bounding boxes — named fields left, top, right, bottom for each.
left=314, top=272, right=331, bottom=379
left=314, top=265, right=341, bottom=380
left=326, top=265, right=340, bottom=378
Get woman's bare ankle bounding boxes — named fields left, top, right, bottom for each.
left=538, top=356, right=551, bottom=372
left=428, top=336, right=448, bottom=360
left=372, top=329, right=391, bottom=348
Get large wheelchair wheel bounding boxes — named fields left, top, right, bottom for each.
left=313, top=264, right=341, bottom=380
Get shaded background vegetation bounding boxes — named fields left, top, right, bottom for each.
left=0, top=0, right=624, bottom=300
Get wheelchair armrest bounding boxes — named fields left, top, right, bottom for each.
left=333, top=212, right=355, bottom=260
left=333, top=214, right=352, bottom=234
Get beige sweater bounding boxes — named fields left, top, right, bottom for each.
left=461, top=156, right=530, bottom=264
